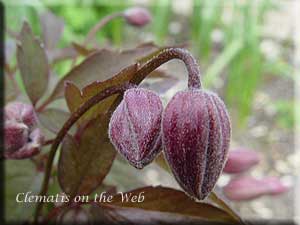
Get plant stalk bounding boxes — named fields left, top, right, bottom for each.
left=34, top=47, right=201, bottom=222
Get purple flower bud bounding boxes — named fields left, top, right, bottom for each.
left=5, top=128, right=44, bottom=159
left=223, top=176, right=289, bottom=201
left=223, top=148, right=260, bottom=174
left=5, top=120, right=29, bottom=153
left=4, top=102, right=44, bottom=159
left=123, top=7, right=151, bottom=27
left=162, top=89, right=231, bottom=200
left=5, top=102, right=38, bottom=129
left=109, top=88, right=163, bottom=169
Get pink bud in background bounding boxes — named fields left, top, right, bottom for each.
left=223, top=148, right=260, bottom=174
left=123, top=7, right=151, bottom=27
left=109, top=88, right=163, bottom=169
left=5, top=121, right=29, bottom=152
left=5, top=128, right=44, bottom=159
left=4, top=102, right=44, bottom=159
left=5, top=102, right=38, bottom=129
left=223, top=176, right=289, bottom=201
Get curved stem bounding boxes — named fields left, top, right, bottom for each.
left=33, top=83, right=132, bottom=223
left=83, top=12, right=124, bottom=46
left=132, top=48, right=202, bottom=89
left=34, top=47, right=201, bottom=222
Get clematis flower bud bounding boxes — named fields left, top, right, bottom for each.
left=4, top=102, right=44, bottom=159
left=162, top=89, right=231, bottom=200
left=5, top=101, right=37, bottom=129
left=223, top=148, right=260, bottom=174
left=223, top=176, right=289, bottom=201
left=123, top=7, right=151, bottom=27
left=109, top=88, right=163, bottom=169
left=5, top=120, right=29, bottom=152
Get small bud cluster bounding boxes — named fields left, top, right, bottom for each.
left=4, top=102, right=44, bottom=159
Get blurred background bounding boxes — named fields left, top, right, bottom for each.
left=4, top=0, right=299, bottom=222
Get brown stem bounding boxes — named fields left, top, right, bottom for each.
left=33, top=83, right=132, bottom=223
left=132, top=48, right=202, bottom=89
left=83, top=12, right=124, bottom=46
left=34, top=47, right=201, bottom=222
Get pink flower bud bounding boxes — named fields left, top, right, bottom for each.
left=5, top=128, right=44, bottom=159
left=4, top=120, right=29, bottom=153
left=109, top=88, right=163, bottom=169
left=4, top=102, right=44, bottom=159
left=5, top=102, right=37, bottom=129
left=223, top=148, right=260, bottom=174
left=223, top=176, right=289, bottom=201
left=162, top=89, right=231, bottom=200
left=123, top=7, right=151, bottom=27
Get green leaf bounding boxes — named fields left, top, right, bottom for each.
left=92, top=186, right=240, bottom=224
left=38, top=108, right=74, bottom=134
left=16, top=21, right=49, bottom=106
left=58, top=116, right=116, bottom=196
left=5, top=160, right=43, bottom=222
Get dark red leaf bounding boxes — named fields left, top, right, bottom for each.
left=91, top=186, right=240, bottom=224
left=58, top=117, right=116, bottom=196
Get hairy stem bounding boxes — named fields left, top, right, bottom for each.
left=34, top=47, right=201, bottom=222
left=132, top=47, right=202, bottom=89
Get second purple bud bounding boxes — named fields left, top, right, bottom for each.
left=162, top=89, right=231, bottom=200
left=109, top=88, right=163, bottom=169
